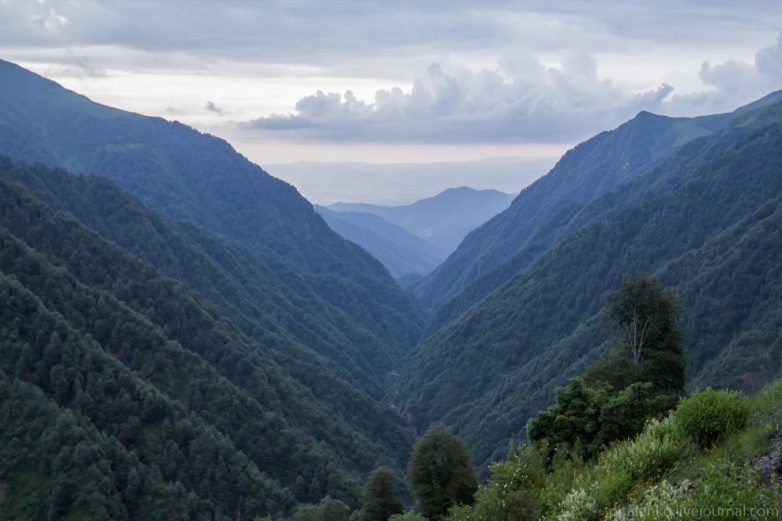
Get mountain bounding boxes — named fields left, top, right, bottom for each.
left=0, top=157, right=414, bottom=519
left=315, top=206, right=447, bottom=278
left=0, top=59, right=425, bottom=371
left=410, top=106, right=756, bottom=310
left=329, top=187, right=515, bottom=253
left=390, top=94, right=782, bottom=467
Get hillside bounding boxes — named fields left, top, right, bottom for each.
left=0, top=59, right=425, bottom=366
left=390, top=97, right=782, bottom=467
left=0, top=158, right=414, bottom=519
left=330, top=187, right=515, bottom=253
left=411, top=95, right=782, bottom=310
left=315, top=206, right=447, bottom=278
left=450, top=381, right=782, bottom=520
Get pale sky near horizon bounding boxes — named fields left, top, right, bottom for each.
left=2, top=1, right=782, bottom=200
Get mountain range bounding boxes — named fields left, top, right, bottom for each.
left=391, top=90, right=782, bottom=466
left=316, top=187, right=514, bottom=279
left=2, top=57, right=782, bottom=519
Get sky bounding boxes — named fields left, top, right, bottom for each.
left=2, top=0, right=782, bottom=202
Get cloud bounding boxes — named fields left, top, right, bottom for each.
left=44, top=58, right=106, bottom=78
left=205, top=100, right=226, bottom=117
left=248, top=54, right=674, bottom=144
left=663, top=32, right=782, bottom=115
left=246, top=31, right=782, bottom=144
left=2, top=1, right=780, bottom=78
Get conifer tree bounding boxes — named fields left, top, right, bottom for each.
left=406, top=425, right=477, bottom=520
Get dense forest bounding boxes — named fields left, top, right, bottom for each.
left=391, top=93, right=782, bottom=467
left=0, top=159, right=414, bottom=519
left=1, top=60, right=782, bottom=520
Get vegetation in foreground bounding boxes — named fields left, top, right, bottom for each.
left=256, top=275, right=782, bottom=521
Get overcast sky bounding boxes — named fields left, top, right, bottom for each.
left=2, top=1, right=782, bottom=200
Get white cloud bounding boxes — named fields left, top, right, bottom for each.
left=662, top=32, right=782, bottom=115
left=247, top=31, right=782, bottom=144
left=248, top=54, right=674, bottom=143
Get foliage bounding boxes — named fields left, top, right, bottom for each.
left=527, top=275, right=681, bottom=460
left=0, top=161, right=416, bottom=518
left=448, top=443, right=547, bottom=521
left=407, top=426, right=478, bottom=520
left=675, top=389, right=751, bottom=447
left=0, top=58, right=426, bottom=394
left=607, top=463, right=780, bottom=521
left=393, top=100, right=782, bottom=466
left=415, top=107, right=730, bottom=309
left=449, top=377, right=782, bottom=521
left=389, top=511, right=428, bottom=521
left=360, top=467, right=404, bottom=521
left=605, top=273, right=685, bottom=395
left=256, top=496, right=352, bottom=521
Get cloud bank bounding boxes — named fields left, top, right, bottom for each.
left=249, top=34, right=782, bottom=144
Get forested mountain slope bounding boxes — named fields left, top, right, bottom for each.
left=390, top=98, right=782, bottom=468
left=412, top=92, right=782, bottom=310
left=0, top=59, right=424, bottom=363
left=315, top=206, right=446, bottom=278
left=4, top=162, right=407, bottom=395
left=0, top=159, right=413, bottom=519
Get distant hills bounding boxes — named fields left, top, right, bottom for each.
left=320, top=187, right=514, bottom=279
left=315, top=205, right=446, bottom=279
left=390, top=91, right=782, bottom=466
left=330, top=187, right=515, bottom=254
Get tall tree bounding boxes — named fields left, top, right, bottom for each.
left=360, top=466, right=403, bottom=521
left=406, top=425, right=478, bottom=520
left=606, top=273, right=685, bottom=394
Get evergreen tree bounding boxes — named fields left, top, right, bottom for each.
left=360, top=466, right=403, bottom=521
left=406, top=425, right=478, bottom=520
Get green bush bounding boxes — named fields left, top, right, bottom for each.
left=682, top=462, right=781, bottom=520
left=389, top=511, right=428, bottom=521
left=609, top=463, right=781, bottom=521
left=675, top=389, right=750, bottom=447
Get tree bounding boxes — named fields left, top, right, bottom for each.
left=606, top=273, right=685, bottom=395
left=527, top=274, right=685, bottom=460
left=361, top=466, right=403, bottom=521
left=406, top=425, right=478, bottom=520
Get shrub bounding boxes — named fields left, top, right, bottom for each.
left=556, top=487, right=599, bottom=521
left=675, top=389, right=750, bottom=447
left=596, top=416, right=688, bottom=487
left=389, top=511, right=428, bottom=521
left=447, top=443, right=546, bottom=521
left=681, top=462, right=781, bottom=520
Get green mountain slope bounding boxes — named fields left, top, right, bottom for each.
left=0, top=160, right=414, bottom=519
left=0, top=59, right=424, bottom=367
left=425, top=93, right=782, bottom=336
left=411, top=103, right=770, bottom=310
left=4, top=162, right=411, bottom=395
left=390, top=100, right=782, bottom=467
